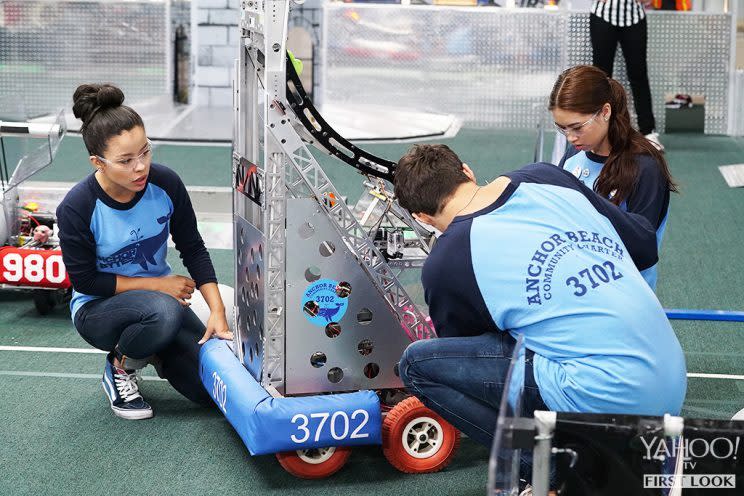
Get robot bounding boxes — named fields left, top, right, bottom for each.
left=198, top=0, right=460, bottom=479
left=0, top=111, right=71, bottom=314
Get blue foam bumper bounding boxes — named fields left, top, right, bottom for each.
left=199, top=339, right=382, bottom=456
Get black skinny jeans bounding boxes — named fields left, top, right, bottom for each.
left=74, top=290, right=212, bottom=406
left=590, top=15, right=656, bottom=135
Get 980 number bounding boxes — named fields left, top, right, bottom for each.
left=0, top=248, right=69, bottom=287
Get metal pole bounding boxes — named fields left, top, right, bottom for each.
left=532, top=410, right=557, bottom=496
left=165, top=0, right=173, bottom=102
left=534, top=123, right=544, bottom=163
left=0, top=122, right=62, bottom=139
left=725, top=0, right=737, bottom=134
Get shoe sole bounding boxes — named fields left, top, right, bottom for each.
left=644, top=135, right=665, bottom=152
left=101, top=382, right=154, bottom=420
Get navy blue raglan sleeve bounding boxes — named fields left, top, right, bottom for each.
left=56, top=182, right=117, bottom=296
left=507, top=162, right=659, bottom=271
left=422, top=258, right=454, bottom=338
left=626, top=155, right=670, bottom=229
left=421, top=224, right=502, bottom=339
left=149, top=164, right=217, bottom=287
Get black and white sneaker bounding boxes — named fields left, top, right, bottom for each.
left=101, top=353, right=153, bottom=420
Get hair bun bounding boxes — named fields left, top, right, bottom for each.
left=96, top=84, right=125, bottom=109
left=72, top=83, right=125, bottom=125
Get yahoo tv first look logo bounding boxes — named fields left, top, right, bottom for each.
left=642, top=435, right=741, bottom=489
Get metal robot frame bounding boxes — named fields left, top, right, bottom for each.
left=198, top=0, right=460, bottom=478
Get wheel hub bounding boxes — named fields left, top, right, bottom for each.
left=401, top=416, right=444, bottom=459
left=296, top=446, right=336, bottom=465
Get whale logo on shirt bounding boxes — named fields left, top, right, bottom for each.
left=97, top=210, right=172, bottom=270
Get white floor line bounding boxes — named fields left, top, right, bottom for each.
left=0, top=345, right=106, bottom=354
left=0, top=370, right=166, bottom=381
left=687, top=373, right=744, bottom=380
left=2, top=370, right=740, bottom=388
left=2, top=346, right=744, bottom=380
left=150, top=138, right=231, bottom=147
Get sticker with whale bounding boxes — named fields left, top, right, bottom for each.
left=301, top=278, right=351, bottom=326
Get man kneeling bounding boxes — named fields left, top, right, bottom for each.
left=394, top=144, right=686, bottom=450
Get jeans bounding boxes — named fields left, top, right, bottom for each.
left=399, top=332, right=547, bottom=448
left=590, top=16, right=656, bottom=135
left=74, top=290, right=212, bottom=405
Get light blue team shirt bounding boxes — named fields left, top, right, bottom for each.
left=562, top=149, right=669, bottom=290
left=57, top=163, right=217, bottom=322
left=68, top=184, right=173, bottom=319
left=422, top=163, right=686, bottom=415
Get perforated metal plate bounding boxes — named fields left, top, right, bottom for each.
left=234, top=215, right=266, bottom=382
left=733, top=70, right=744, bottom=136
left=284, top=198, right=411, bottom=395
left=322, top=5, right=733, bottom=134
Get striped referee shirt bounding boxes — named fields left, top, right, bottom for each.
left=591, top=0, right=645, bottom=27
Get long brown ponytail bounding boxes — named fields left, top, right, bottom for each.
left=549, top=65, right=677, bottom=205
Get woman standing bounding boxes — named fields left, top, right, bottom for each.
left=590, top=0, right=664, bottom=150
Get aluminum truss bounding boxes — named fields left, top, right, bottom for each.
left=233, top=0, right=436, bottom=395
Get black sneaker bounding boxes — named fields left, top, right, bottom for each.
left=101, top=353, right=153, bottom=420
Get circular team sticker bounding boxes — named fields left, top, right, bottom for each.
left=301, top=278, right=350, bottom=326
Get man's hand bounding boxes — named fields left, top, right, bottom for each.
left=198, top=310, right=233, bottom=344
left=157, top=275, right=196, bottom=306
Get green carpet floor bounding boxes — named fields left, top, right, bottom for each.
left=1, top=130, right=744, bottom=495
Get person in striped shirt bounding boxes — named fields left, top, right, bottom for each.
left=590, top=0, right=664, bottom=150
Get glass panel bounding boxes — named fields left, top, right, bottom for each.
left=3, top=109, right=67, bottom=193
left=488, top=334, right=526, bottom=495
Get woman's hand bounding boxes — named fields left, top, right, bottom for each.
left=157, top=275, right=196, bottom=306
left=198, top=310, right=233, bottom=344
